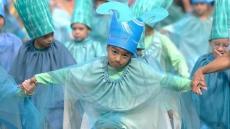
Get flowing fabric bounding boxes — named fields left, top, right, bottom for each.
left=64, top=37, right=106, bottom=64
left=0, top=32, right=22, bottom=72
left=182, top=54, right=230, bottom=129
left=0, top=66, right=41, bottom=129
left=35, top=57, right=191, bottom=129
left=9, top=40, right=76, bottom=129
left=163, top=14, right=212, bottom=71
left=140, top=31, right=190, bottom=129
left=142, top=31, right=189, bottom=78
left=64, top=37, right=106, bottom=129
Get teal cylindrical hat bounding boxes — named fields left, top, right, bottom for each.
left=71, top=0, right=93, bottom=29
left=210, top=0, right=230, bottom=40
left=14, top=0, right=54, bottom=39
left=131, top=0, right=172, bottom=28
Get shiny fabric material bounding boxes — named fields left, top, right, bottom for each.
left=181, top=54, right=230, bottom=129
left=35, top=57, right=162, bottom=129
left=191, top=54, right=230, bottom=129
left=35, top=57, right=191, bottom=129
left=210, top=0, right=230, bottom=40
left=14, top=0, right=54, bottom=39
left=64, top=37, right=105, bottom=64
left=140, top=32, right=190, bottom=129
left=142, top=31, right=189, bottom=78
left=71, top=0, right=93, bottom=28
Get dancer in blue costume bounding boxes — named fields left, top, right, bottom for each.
left=163, top=0, right=213, bottom=72
left=10, top=0, right=76, bottom=129
left=64, top=0, right=105, bottom=64
left=21, top=2, right=192, bottom=129
left=131, top=0, right=189, bottom=78
left=182, top=0, right=230, bottom=128
left=0, top=0, right=22, bottom=72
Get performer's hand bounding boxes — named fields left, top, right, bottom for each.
left=21, top=77, right=37, bottom=96
left=214, top=49, right=224, bottom=57
left=192, top=68, right=207, bottom=95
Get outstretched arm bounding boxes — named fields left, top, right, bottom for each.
left=160, top=73, right=192, bottom=92
left=21, top=67, right=70, bottom=95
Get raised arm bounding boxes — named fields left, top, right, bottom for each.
left=161, top=34, right=189, bottom=78
left=201, top=53, right=230, bottom=73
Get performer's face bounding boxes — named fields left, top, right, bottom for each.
left=211, top=38, right=230, bottom=57
left=71, top=23, right=89, bottom=41
left=35, top=32, right=54, bottom=49
left=0, top=16, right=5, bottom=29
left=107, top=45, right=131, bottom=69
left=193, top=3, right=209, bottom=17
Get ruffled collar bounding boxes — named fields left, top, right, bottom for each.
left=67, top=57, right=161, bottom=111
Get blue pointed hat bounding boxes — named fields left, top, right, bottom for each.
left=97, top=1, right=144, bottom=54
left=108, top=12, right=144, bottom=54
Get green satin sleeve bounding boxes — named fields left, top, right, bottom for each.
left=160, top=34, right=189, bottom=78
left=160, top=74, right=191, bottom=92
left=35, top=67, right=70, bottom=85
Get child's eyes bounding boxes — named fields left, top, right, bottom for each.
left=122, top=54, right=129, bottom=59
left=223, top=44, right=230, bottom=48
left=79, top=28, right=84, bottom=31
left=214, top=43, right=230, bottom=48
left=112, top=50, right=118, bottom=54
